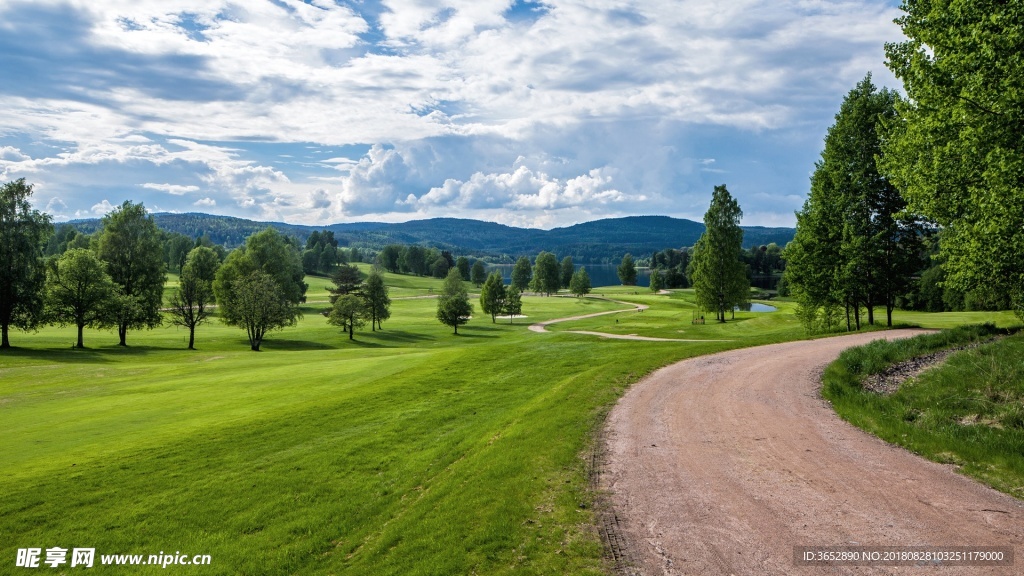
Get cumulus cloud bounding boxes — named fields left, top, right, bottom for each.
left=45, top=197, right=68, bottom=215
left=193, top=197, right=216, bottom=207
left=0, top=0, right=906, bottom=226
left=142, top=182, right=200, bottom=195
left=0, top=146, right=30, bottom=161
left=309, top=188, right=331, bottom=209
left=91, top=199, right=116, bottom=215
left=336, top=144, right=417, bottom=216
left=418, top=166, right=630, bottom=211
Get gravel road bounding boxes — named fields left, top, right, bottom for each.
left=600, top=330, right=1023, bottom=575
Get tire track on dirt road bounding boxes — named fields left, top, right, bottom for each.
left=600, top=330, right=1023, bottom=575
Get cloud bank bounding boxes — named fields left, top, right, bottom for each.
left=0, top=0, right=905, bottom=227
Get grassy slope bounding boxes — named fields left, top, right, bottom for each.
left=822, top=327, right=1024, bottom=499
left=1, top=274, right=1017, bottom=574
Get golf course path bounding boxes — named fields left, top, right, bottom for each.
left=528, top=298, right=648, bottom=333
left=529, top=299, right=731, bottom=342
left=601, top=330, right=1024, bottom=575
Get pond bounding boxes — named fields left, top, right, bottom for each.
left=735, top=303, right=778, bottom=312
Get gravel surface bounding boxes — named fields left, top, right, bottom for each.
left=600, top=331, right=1023, bottom=575
left=861, top=339, right=989, bottom=395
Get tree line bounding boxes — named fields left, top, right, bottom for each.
left=1, top=187, right=390, bottom=351
left=645, top=242, right=786, bottom=292
left=784, top=2, right=1023, bottom=331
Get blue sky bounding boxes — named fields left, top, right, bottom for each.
left=0, top=0, right=905, bottom=228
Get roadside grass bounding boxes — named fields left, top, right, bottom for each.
left=891, top=309, right=1021, bottom=330
left=822, top=324, right=1024, bottom=498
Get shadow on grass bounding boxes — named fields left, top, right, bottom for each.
left=453, top=326, right=501, bottom=339
left=0, top=344, right=193, bottom=362
left=337, top=330, right=438, bottom=348
left=257, top=338, right=340, bottom=352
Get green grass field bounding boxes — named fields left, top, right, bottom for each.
left=1, top=273, right=1018, bottom=574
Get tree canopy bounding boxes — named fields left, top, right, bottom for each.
left=455, top=256, right=470, bottom=281
left=559, top=256, right=574, bottom=290
left=214, top=228, right=306, bottom=348
left=617, top=253, right=638, bottom=286
left=882, top=0, right=1024, bottom=319
left=328, top=294, right=366, bottom=340
left=168, top=246, right=220, bottom=349
left=479, top=271, right=507, bottom=323
left=569, top=267, right=592, bottom=297
left=328, top=263, right=363, bottom=303
left=511, top=256, right=532, bottom=292
left=532, top=252, right=560, bottom=296
left=503, top=287, right=523, bottom=324
left=786, top=75, right=922, bottom=331
left=97, top=200, right=166, bottom=345
left=44, top=248, right=116, bottom=349
left=231, top=270, right=299, bottom=351
left=470, top=260, right=487, bottom=287
left=690, top=185, right=748, bottom=322
left=362, top=269, right=391, bottom=331
left=0, top=179, right=52, bottom=348
left=436, top=268, right=472, bottom=334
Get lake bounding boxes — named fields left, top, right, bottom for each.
left=485, top=264, right=782, bottom=291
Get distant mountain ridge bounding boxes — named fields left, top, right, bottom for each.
left=68, top=213, right=795, bottom=263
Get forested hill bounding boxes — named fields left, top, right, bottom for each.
left=67, top=213, right=795, bottom=262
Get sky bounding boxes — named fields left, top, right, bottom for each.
left=0, top=0, right=906, bottom=229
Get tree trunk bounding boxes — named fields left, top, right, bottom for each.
left=348, top=322, right=354, bottom=340
left=845, top=301, right=851, bottom=332
left=118, top=323, right=127, bottom=346
left=188, top=327, right=195, bottom=350
left=454, top=323, right=458, bottom=334
left=886, top=304, right=893, bottom=328
left=77, top=324, right=85, bottom=349
left=855, top=303, right=861, bottom=331
left=1, top=323, right=9, bottom=348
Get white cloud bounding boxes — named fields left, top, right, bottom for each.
left=0, top=146, right=29, bottom=161
left=142, top=182, right=200, bottom=195
left=45, top=196, right=68, bottom=215
left=0, top=0, right=903, bottom=145
left=193, top=197, right=216, bottom=207
left=0, top=0, right=906, bottom=226
left=418, top=165, right=630, bottom=211
left=309, top=188, right=331, bottom=209
left=91, top=199, right=116, bottom=215
left=336, top=144, right=417, bottom=216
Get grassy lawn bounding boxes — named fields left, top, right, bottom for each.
left=0, top=271, right=740, bottom=575
left=547, top=289, right=802, bottom=341
left=822, top=325, right=1024, bottom=499
left=3, top=272, right=1019, bottom=574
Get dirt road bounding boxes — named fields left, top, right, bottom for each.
left=601, top=331, right=1023, bottom=575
